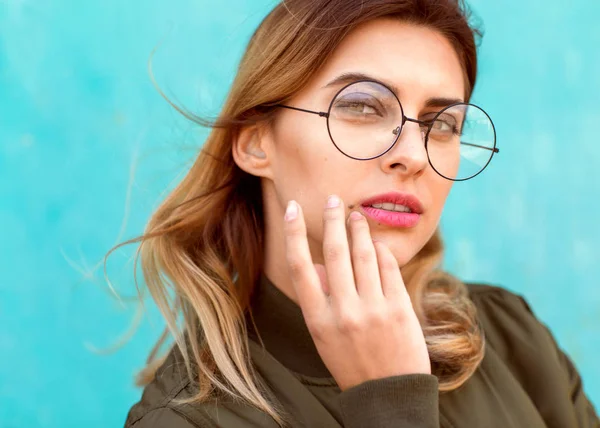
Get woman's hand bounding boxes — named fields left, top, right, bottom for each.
left=283, top=195, right=431, bottom=392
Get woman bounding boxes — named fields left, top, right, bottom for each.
left=121, top=0, right=599, bottom=426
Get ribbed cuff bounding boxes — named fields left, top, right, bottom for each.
left=338, top=374, right=439, bottom=428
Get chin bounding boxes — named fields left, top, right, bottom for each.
left=380, top=236, right=427, bottom=268
left=395, top=255, right=415, bottom=269
left=386, top=246, right=417, bottom=268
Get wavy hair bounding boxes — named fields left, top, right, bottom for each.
left=108, top=0, right=486, bottom=426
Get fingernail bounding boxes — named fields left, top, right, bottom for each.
left=349, top=211, right=363, bottom=221
left=285, top=200, right=298, bottom=221
left=327, top=195, right=340, bottom=208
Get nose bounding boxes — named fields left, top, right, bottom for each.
left=380, top=119, right=429, bottom=177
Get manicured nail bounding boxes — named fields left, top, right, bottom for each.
left=327, top=195, right=340, bottom=208
left=285, top=200, right=298, bottom=221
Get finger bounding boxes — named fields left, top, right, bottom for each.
left=372, top=240, right=408, bottom=302
left=283, top=200, right=328, bottom=320
left=347, top=211, right=382, bottom=300
left=314, top=263, right=330, bottom=295
left=321, top=195, right=357, bottom=304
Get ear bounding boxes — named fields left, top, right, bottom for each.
left=231, top=122, right=274, bottom=180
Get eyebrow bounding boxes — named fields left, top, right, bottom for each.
left=321, top=71, right=464, bottom=108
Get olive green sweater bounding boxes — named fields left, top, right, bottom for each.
left=125, top=273, right=599, bottom=427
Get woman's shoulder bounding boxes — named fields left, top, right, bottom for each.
left=462, top=281, right=600, bottom=425
left=462, top=281, right=569, bottom=394
left=464, top=280, right=530, bottom=303
left=462, top=281, right=554, bottom=353
left=462, top=282, right=563, bottom=391
left=123, top=346, right=206, bottom=427
left=124, top=344, right=281, bottom=428
left=463, top=280, right=539, bottom=321
left=124, top=341, right=247, bottom=428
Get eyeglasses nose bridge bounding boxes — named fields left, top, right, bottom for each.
left=393, top=115, right=431, bottom=141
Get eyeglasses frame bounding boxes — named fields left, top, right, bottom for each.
left=271, top=79, right=499, bottom=182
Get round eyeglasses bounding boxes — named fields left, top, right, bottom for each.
left=272, top=79, right=499, bottom=181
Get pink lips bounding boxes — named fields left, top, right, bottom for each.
left=361, top=206, right=420, bottom=228
left=360, top=191, right=424, bottom=228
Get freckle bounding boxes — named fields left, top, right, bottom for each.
left=348, top=204, right=355, bottom=209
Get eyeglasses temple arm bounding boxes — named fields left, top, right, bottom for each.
left=273, top=104, right=329, bottom=118
left=461, top=141, right=500, bottom=153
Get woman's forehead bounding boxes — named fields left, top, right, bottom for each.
left=308, top=19, right=466, bottom=104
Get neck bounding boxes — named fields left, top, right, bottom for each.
left=245, top=271, right=333, bottom=378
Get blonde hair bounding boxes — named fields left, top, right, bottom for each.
left=108, top=0, right=485, bottom=426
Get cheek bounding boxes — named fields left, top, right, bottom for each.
left=272, top=116, right=362, bottom=197
left=427, top=174, right=453, bottom=213
left=273, top=115, right=326, bottom=171
left=385, top=182, right=452, bottom=267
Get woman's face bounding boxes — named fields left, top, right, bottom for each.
left=238, top=18, right=466, bottom=288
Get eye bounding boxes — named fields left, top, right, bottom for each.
left=333, top=92, right=387, bottom=118
left=339, top=101, right=378, bottom=114
left=431, top=119, right=454, bottom=131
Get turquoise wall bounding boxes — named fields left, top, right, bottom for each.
left=1, top=0, right=598, bottom=426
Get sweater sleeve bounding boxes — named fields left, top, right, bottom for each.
left=516, top=296, right=600, bottom=428
left=338, top=373, right=440, bottom=428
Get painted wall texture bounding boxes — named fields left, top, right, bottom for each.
left=1, top=0, right=598, bottom=426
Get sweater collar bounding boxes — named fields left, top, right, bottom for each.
left=245, top=272, right=333, bottom=378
